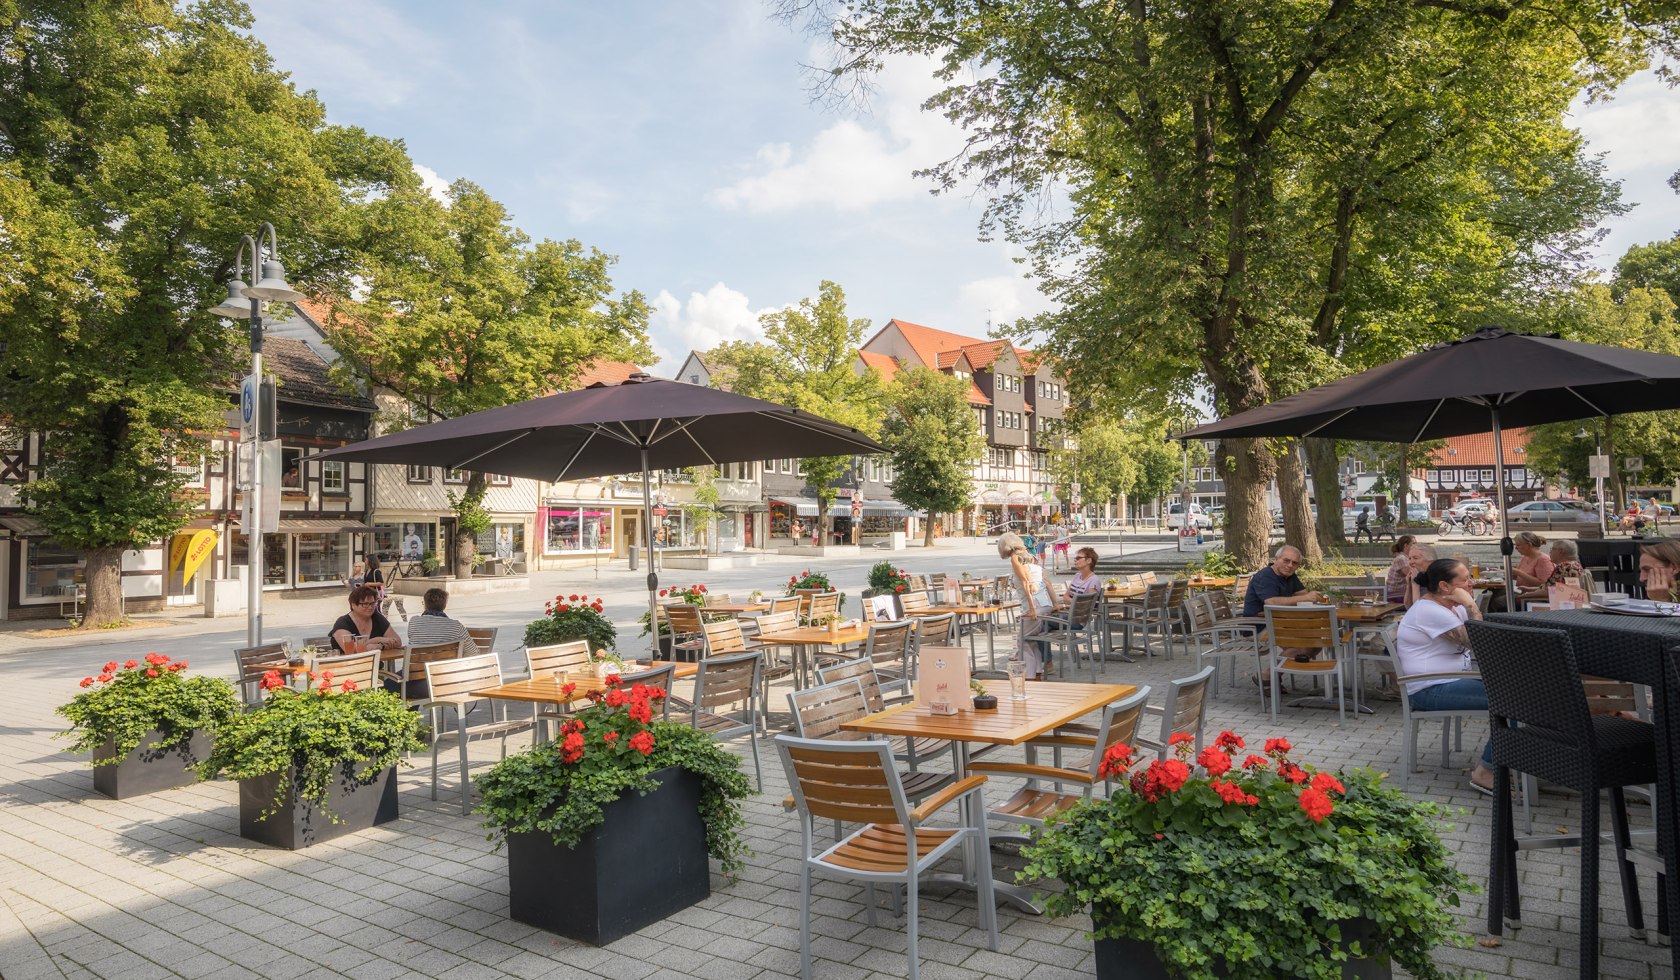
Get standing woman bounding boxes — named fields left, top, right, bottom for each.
left=1000, top=532, right=1055, bottom=679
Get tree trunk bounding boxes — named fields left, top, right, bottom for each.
left=1216, top=437, right=1276, bottom=569
left=1305, top=437, right=1347, bottom=556
left=1276, top=445, right=1321, bottom=565
left=924, top=512, right=936, bottom=546
left=455, top=529, right=476, bottom=578
left=80, top=546, right=125, bottom=628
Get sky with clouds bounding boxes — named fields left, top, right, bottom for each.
left=246, top=0, right=1679, bottom=370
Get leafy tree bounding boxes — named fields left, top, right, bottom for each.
left=781, top=0, right=1672, bottom=566
left=879, top=366, right=984, bottom=544
left=318, top=179, right=652, bottom=574
left=708, top=281, right=885, bottom=539
left=1049, top=414, right=1183, bottom=522
left=684, top=466, right=722, bottom=554
left=1614, top=236, right=1680, bottom=302
left=0, top=0, right=412, bottom=626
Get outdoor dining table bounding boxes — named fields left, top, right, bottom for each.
left=1489, top=606, right=1680, bottom=974
left=1185, top=576, right=1236, bottom=589
left=703, top=601, right=771, bottom=615
left=755, top=624, right=870, bottom=690
left=1098, top=586, right=1150, bottom=660
left=842, top=679, right=1137, bottom=912
left=912, top=604, right=1002, bottom=670
left=470, top=661, right=701, bottom=738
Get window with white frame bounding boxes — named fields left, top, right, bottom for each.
left=406, top=465, right=431, bottom=483
left=321, top=460, right=346, bottom=492
left=489, top=471, right=511, bottom=486
left=443, top=467, right=469, bottom=485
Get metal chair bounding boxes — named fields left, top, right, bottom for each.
left=465, top=626, right=498, bottom=657
left=309, top=651, right=379, bottom=692
left=1468, top=620, right=1658, bottom=978
left=1263, top=606, right=1348, bottom=724
left=1180, top=595, right=1262, bottom=700
left=776, top=735, right=997, bottom=980
left=1386, top=625, right=1479, bottom=790
left=663, top=603, right=708, bottom=661
left=970, top=687, right=1150, bottom=828
left=232, top=642, right=292, bottom=705
left=419, top=653, right=535, bottom=814
left=1023, top=590, right=1102, bottom=681
left=683, top=650, right=764, bottom=791
left=862, top=619, right=916, bottom=698
left=1135, top=665, right=1215, bottom=758
left=912, top=612, right=956, bottom=651
left=384, top=641, right=463, bottom=705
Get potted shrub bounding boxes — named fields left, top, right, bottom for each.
left=476, top=672, right=752, bottom=946
left=1021, top=732, right=1472, bottom=980
left=637, top=583, right=709, bottom=657
left=787, top=569, right=845, bottom=614
left=970, top=678, right=997, bottom=711
left=57, top=653, right=241, bottom=800
left=420, top=550, right=443, bottom=576
left=863, top=561, right=911, bottom=618
left=525, top=592, right=617, bottom=654
left=198, top=669, right=426, bottom=850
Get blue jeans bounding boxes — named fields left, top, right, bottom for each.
left=1408, top=678, right=1493, bottom=765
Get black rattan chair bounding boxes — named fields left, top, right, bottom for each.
left=1467, top=620, right=1658, bottom=979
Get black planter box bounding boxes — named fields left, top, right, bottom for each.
left=1094, top=920, right=1390, bottom=980
left=506, top=764, right=710, bottom=945
left=91, top=729, right=209, bottom=800
left=238, top=764, right=397, bottom=850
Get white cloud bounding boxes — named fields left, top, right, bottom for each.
left=246, top=0, right=454, bottom=111
left=413, top=164, right=451, bottom=203
left=706, top=56, right=967, bottom=214
left=955, top=273, right=1055, bottom=332
left=647, top=283, right=781, bottom=369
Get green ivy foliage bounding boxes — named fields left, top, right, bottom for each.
left=525, top=592, right=617, bottom=651
left=197, top=684, right=426, bottom=822
left=56, top=653, right=241, bottom=761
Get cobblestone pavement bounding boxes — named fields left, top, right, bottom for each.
left=1, top=542, right=1673, bottom=978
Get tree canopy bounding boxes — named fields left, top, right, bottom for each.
left=0, top=0, right=412, bottom=624
left=879, top=365, right=984, bottom=543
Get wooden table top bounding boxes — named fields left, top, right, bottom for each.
left=842, top=681, right=1136, bottom=746
left=1186, top=576, right=1237, bottom=588
left=915, top=604, right=1002, bottom=616
left=1333, top=602, right=1404, bottom=623
left=471, top=661, right=697, bottom=704
left=1103, top=586, right=1148, bottom=600
left=703, top=602, right=771, bottom=614
left=757, top=625, right=870, bottom=645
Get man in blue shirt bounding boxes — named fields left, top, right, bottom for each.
left=1242, top=545, right=1326, bottom=617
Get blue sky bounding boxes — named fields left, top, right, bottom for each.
left=247, top=0, right=1680, bottom=369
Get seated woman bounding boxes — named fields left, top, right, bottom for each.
left=1394, top=558, right=1494, bottom=794
left=1516, top=537, right=1587, bottom=604
left=1401, top=542, right=1436, bottom=609
left=1384, top=535, right=1416, bottom=604
left=329, top=585, right=403, bottom=654
left=1640, top=539, right=1680, bottom=601
left=1511, top=531, right=1555, bottom=592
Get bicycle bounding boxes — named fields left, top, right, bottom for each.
left=1437, top=512, right=1488, bottom=537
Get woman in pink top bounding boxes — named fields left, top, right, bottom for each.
left=1384, top=535, right=1416, bottom=603
left=1511, top=531, right=1555, bottom=591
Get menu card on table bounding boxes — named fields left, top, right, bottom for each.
left=1548, top=581, right=1591, bottom=610
left=917, top=646, right=970, bottom=716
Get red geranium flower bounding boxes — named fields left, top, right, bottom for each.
left=560, top=731, right=586, bottom=764
left=604, top=673, right=622, bottom=687
left=1211, top=778, right=1257, bottom=806
left=1310, top=772, right=1345, bottom=795
left=561, top=682, right=578, bottom=698
left=628, top=730, right=655, bottom=756
left=1298, top=787, right=1335, bottom=822
left=1196, top=746, right=1232, bottom=777
left=1264, top=737, right=1292, bottom=756
left=96, top=673, right=113, bottom=683
left=628, top=697, right=652, bottom=725
left=1278, top=762, right=1309, bottom=785
left=145, top=668, right=159, bottom=678
left=260, top=670, right=285, bottom=691
left=1240, top=754, right=1268, bottom=770
left=605, top=688, right=628, bottom=708
left=1214, top=730, right=1245, bottom=752
left=1167, top=732, right=1195, bottom=746
left=144, top=652, right=168, bottom=666
left=79, top=677, right=94, bottom=688
left=123, top=660, right=138, bottom=669
left=1097, top=742, right=1135, bottom=779
left=569, top=594, right=579, bottom=601
left=102, top=661, right=119, bottom=674
left=603, top=730, right=619, bottom=743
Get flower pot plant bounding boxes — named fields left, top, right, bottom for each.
left=476, top=672, right=753, bottom=946
left=57, top=653, right=241, bottom=800
left=864, top=561, right=911, bottom=597
left=970, top=679, right=997, bottom=711
left=1021, top=732, right=1471, bottom=980
left=787, top=570, right=844, bottom=612
left=525, top=593, right=617, bottom=653
left=198, top=669, right=426, bottom=850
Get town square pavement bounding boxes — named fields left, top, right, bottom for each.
left=1, top=538, right=1671, bottom=978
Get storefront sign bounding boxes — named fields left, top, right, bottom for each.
left=181, top=530, right=218, bottom=585
left=168, top=534, right=193, bottom=574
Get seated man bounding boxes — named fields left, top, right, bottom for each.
left=1241, top=544, right=1325, bottom=617
left=406, top=587, right=474, bottom=652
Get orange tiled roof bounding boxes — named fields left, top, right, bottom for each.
left=857, top=350, right=900, bottom=382
left=292, top=296, right=337, bottom=328
left=876, top=318, right=1042, bottom=375
left=966, top=383, right=992, bottom=406
left=1428, top=429, right=1531, bottom=467
left=575, top=359, right=644, bottom=388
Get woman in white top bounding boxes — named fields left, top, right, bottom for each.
left=1394, top=557, right=1493, bottom=793
left=999, top=531, right=1055, bottom=679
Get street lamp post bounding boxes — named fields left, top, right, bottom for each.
left=210, top=223, right=304, bottom=648
left=1577, top=427, right=1608, bottom=536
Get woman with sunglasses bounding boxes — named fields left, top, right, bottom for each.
left=329, top=585, right=403, bottom=654
left=1059, top=548, right=1102, bottom=607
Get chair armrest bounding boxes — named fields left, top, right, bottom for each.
left=1025, top=734, right=1097, bottom=749
left=1395, top=670, right=1480, bottom=685
left=909, top=773, right=987, bottom=824
left=969, top=761, right=1088, bottom=784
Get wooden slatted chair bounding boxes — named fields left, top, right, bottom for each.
left=663, top=603, right=708, bottom=662
left=1136, top=665, right=1216, bottom=758
left=863, top=620, right=916, bottom=698
left=419, top=653, right=535, bottom=814
left=1231, top=573, right=1252, bottom=609
left=233, top=642, right=292, bottom=705
left=776, top=735, right=997, bottom=980
left=683, top=650, right=764, bottom=791
left=1023, top=590, right=1103, bottom=681
left=766, top=594, right=802, bottom=616
left=816, top=658, right=954, bottom=772
left=703, top=617, right=792, bottom=727
left=912, top=612, right=956, bottom=650
left=619, top=662, right=676, bottom=721
left=1181, top=595, right=1262, bottom=700
left=1129, top=581, right=1176, bottom=659
left=806, top=591, right=841, bottom=626
left=786, top=679, right=954, bottom=808
left=898, top=591, right=932, bottom=614
left=385, top=641, right=465, bottom=705
left=525, top=640, right=596, bottom=737
left=309, top=651, right=379, bottom=693
left=465, top=626, right=498, bottom=658
left=1264, top=606, right=1348, bottom=724
left=298, top=635, right=334, bottom=653
left=969, top=687, right=1151, bottom=830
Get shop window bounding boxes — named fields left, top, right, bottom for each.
left=295, top=533, right=348, bottom=586
left=229, top=532, right=288, bottom=587
left=544, top=507, right=613, bottom=554
left=24, top=540, right=83, bottom=599
left=372, top=522, right=435, bottom=561
left=475, top=523, right=525, bottom=559
left=321, top=460, right=346, bottom=493
left=489, top=471, right=512, bottom=486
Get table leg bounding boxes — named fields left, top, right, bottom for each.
left=987, top=616, right=997, bottom=671
left=910, top=740, right=1045, bottom=913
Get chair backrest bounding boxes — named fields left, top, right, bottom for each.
left=311, top=651, right=379, bottom=691
left=1165, top=579, right=1189, bottom=610
left=465, top=626, right=498, bottom=657
left=915, top=612, right=956, bottom=647
left=865, top=620, right=915, bottom=674
left=807, top=591, right=840, bottom=623
left=423, top=652, right=503, bottom=703
left=526, top=640, right=592, bottom=679
left=929, top=572, right=947, bottom=588
left=1231, top=574, right=1251, bottom=604
left=1182, top=594, right=1217, bottom=633
left=233, top=642, right=292, bottom=702
left=619, top=663, right=675, bottom=720
left=1140, top=571, right=1159, bottom=584
left=1206, top=590, right=1234, bottom=621
left=777, top=734, right=909, bottom=827
left=1264, top=605, right=1339, bottom=656
left=665, top=603, right=705, bottom=634
left=788, top=678, right=870, bottom=739
left=754, top=610, right=798, bottom=637
left=1466, top=621, right=1598, bottom=759
left=701, top=617, right=750, bottom=657
left=298, top=636, right=334, bottom=653
left=1068, top=589, right=1100, bottom=628
left=694, top=650, right=761, bottom=714
left=1154, top=666, right=1215, bottom=754
left=906, top=574, right=928, bottom=591
left=1143, top=580, right=1171, bottom=611
left=899, top=591, right=931, bottom=613
left=792, top=587, right=826, bottom=617
left=1085, top=686, right=1153, bottom=780
left=817, top=657, right=886, bottom=712
left=767, top=595, right=801, bottom=616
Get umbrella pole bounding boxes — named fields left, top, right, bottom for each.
left=1492, top=409, right=1515, bottom=596
left=642, top=447, right=660, bottom=657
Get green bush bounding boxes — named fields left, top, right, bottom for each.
left=57, top=652, right=241, bottom=762
left=526, top=592, right=617, bottom=651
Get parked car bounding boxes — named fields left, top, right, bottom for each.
left=1448, top=499, right=1493, bottom=517
left=1405, top=502, right=1432, bottom=523
left=1505, top=500, right=1598, bottom=525
left=1166, top=502, right=1209, bottom=530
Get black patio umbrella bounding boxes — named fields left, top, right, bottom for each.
left=306, top=374, right=885, bottom=644
left=1177, top=326, right=1680, bottom=587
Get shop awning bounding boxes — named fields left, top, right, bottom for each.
left=827, top=500, right=914, bottom=517
left=770, top=496, right=820, bottom=516
left=0, top=515, right=45, bottom=536
left=278, top=518, right=374, bottom=534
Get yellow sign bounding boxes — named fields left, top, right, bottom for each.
left=181, top=529, right=218, bottom=585
left=167, top=534, right=192, bottom=574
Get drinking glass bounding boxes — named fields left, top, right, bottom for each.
left=1007, top=660, right=1029, bottom=701
left=352, top=634, right=369, bottom=654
